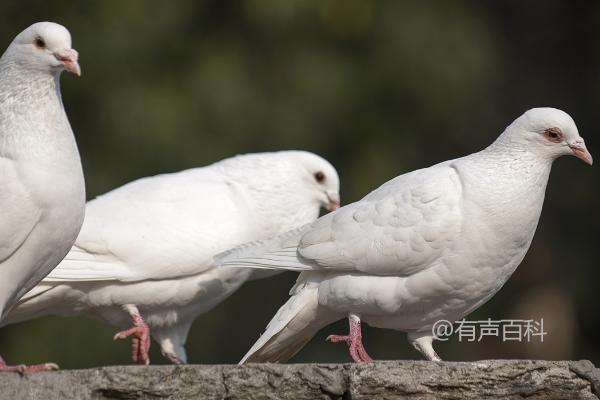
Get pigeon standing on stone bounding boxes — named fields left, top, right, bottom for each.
left=3, top=151, right=340, bottom=365
left=216, top=108, right=592, bottom=363
left=0, top=22, right=85, bottom=372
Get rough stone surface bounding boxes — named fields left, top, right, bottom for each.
left=0, top=360, right=598, bottom=400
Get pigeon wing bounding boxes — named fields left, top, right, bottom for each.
left=298, top=165, right=464, bottom=275
left=44, top=169, right=248, bottom=282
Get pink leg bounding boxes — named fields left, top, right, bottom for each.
left=0, top=355, right=58, bottom=374
left=326, top=314, right=373, bottom=362
left=113, top=305, right=151, bottom=365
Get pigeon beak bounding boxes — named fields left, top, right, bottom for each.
left=568, top=140, right=593, bottom=166
left=325, top=193, right=341, bottom=211
left=54, top=48, right=81, bottom=77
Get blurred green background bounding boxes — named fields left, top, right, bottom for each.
left=0, top=0, right=598, bottom=368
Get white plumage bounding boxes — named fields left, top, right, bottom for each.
left=0, top=22, right=85, bottom=372
left=3, top=151, right=340, bottom=365
left=216, top=108, right=593, bottom=363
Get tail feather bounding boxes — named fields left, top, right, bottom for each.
left=214, top=224, right=316, bottom=272
left=0, top=284, right=66, bottom=327
left=240, top=273, right=339, bottom=363
left=17, top=284, right=55, bottom=303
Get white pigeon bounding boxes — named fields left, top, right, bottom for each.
left=216, top=108, right=593, bottom=363
left=2, top=151, right=340, bottom=365
left=0, top=22, right=85, bottom=372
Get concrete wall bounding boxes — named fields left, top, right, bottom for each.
left=1, top=360, right=599, bottom=399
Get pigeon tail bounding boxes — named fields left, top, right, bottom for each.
left=0, top=284, right=61, bottom=327
left=214, top=224, right=315, bottom=272
left=240, top=273, right=339, bottom=363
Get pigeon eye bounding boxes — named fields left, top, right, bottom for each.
left=34, top=37, right=46, bottom=49
left=543, top=127, right=563, bottom=143
left=314, top=171, right=325, bottom=183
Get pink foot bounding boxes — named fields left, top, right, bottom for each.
left=326, top=315, right=373, bottom=362
left=0, top=356, right=58, bottom=373
left=113, top=310, right=151, bottom=365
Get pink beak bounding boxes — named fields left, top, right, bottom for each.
left=54, top=48, right=81, bottom=77
left=569, top=141, right=593, bottom=166
left=326, top=194, right=341, bottom=211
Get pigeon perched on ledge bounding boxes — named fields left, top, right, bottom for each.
left=216, top=108, right=593, bottom=363
left=3, top=151, right=339, bottom=365
left=0, top=22, right=85, bottom=372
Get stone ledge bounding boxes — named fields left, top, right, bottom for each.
left=0, top=360, right=598, bottom=400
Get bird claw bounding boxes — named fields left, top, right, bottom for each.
left=0, top=356, right=59, bottom=373
left=326, top=334, right=351, bottom=345
left=20, top=363, right=59, bottom=373
left=352, top=342, right=373, bottom=363
left=114, top=323, right=151, bottom=365
left=326, top=321, right=373, bottom=363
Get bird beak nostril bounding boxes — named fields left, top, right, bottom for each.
left=569, top=144, right=593, bottom=166
left=53, top=49, right=81, bottom=77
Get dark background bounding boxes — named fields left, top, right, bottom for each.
left=0, top=0, right=597, bottom=367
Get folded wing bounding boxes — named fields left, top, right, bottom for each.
left=44, top=168, right=249, bottom=283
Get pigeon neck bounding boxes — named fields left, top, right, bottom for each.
left=452, top=140, right=553, bottom=264
left=483, top=134, right=555, bottom=168
left=457, top=137, right=553, bottom=236
left=0, top=60, right=77, bottom=167
left=476, top=139, right=554, bottom=182
left=485, top=125, right=560, bottom=166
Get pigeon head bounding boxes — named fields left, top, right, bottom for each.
left=5, top=22, right=80, bottom=77
left=289, top=151, right=341, bottom=211
left=505, top=108, right=592, bottom=165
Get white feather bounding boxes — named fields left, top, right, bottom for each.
left=4, top=150, right=340, bottom=365
left=0, top=22, right=85, bottom=322
left=235, top=108, right=591, bottom=362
